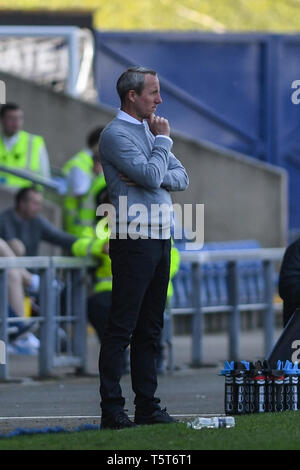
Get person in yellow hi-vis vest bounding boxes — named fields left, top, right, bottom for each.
left=0, top=103, right=50, bottom=187
left=62, top=127, right=107, bottom=238
left=71, top=189, right=181, bottom=375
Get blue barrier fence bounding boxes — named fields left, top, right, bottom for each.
left=0, top=245, right=285, bottom=379
left=172, top=240, right=271, bottom=309
left=170, top=244, right=284, bottom=365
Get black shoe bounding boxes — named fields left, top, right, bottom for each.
left=101, top=410, right=137, bottom=430
left=134, top=407, right=177, bottom=425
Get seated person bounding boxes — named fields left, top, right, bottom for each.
left=0, top=185, right=76, bottom=257
left=0, top=237, right=38, bottom=319
left=0, top=186, right=77, bottom=351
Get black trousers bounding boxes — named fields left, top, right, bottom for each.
left=87, top=291, right=112, bottom=343
left=99, top=237, right=171, bottom=416
left=87, top=291, right=130, bottom=374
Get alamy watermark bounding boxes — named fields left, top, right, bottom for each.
left=0, top=340, right=5, bottom=365
left=96, top=196, right=204, bottom=250
left=0, top=80, right=5, bottom=104
left=291, top=340, right=300, bottom=364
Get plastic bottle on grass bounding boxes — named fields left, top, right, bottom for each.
left=187, top=416, right=235, bottom=429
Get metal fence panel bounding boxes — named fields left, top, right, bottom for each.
left=0, top=250, right=285, bottom=378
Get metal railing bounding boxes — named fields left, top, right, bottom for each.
left=0, top=165, right=63, bottom=192
left=0, top=248, right=286, bottom=380
left=0, top=256, right=96, bottom=381
left=0, top=26, right=82, bottom=97
left=172, top=248, right=285, bottom=366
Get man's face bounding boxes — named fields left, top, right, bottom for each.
left=1, top=109, right=24, bottom=136
left=19, top=191, right=43, bottom=219
left=133, top=74, right=162, bottom=120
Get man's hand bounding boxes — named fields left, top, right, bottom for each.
left=147, top=113, right=170, bottom=137
left=120, top=173, right=137, bottom=186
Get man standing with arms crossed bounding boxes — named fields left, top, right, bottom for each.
left=99, top=66, right=189, bottom=429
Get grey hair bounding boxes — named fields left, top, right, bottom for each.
left=116, top=66, right=157, bottom=103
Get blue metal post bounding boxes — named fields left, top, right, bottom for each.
left=39, top=266, right=56, bottom=378
left=72, top=268, right=87, bottom=374
left=0, top=269, right=8, bottom=381
left=191, top=261, right=203, bottom=366
left=227, top=261, right=240, bottom=361
left=263, top=260, right=275, bottom=357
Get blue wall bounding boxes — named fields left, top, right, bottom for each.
left=94, top=32, right=300, bottom=230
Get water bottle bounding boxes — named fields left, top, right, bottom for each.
left=220, top=361, right=235, bottom=415
left=233, top=361, right=248, bottom=415
left=247, top=362, right=255, bottom=413
left=238, top=360, right=251, bottom=413
left=284, top=373, right=292, bottom=411
left=224, top=372, right=234, bottom=415
left=284, top=360, right=299, bottom=411
left=253, top=361, right=266, bottom=413
left=272, top=368, right=285, bottom=412
left=291, top=375, right=298, bottom=411
left=187, top=416, right=235, bottom=429
left=263, top=360, right=273, bottom=412
left=220, top=360, right=249, bottom=415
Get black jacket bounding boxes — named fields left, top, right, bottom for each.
left=278, top=238, right=300, bottom=325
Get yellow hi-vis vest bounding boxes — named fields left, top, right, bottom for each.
left=62, top=150, right=107, bottom=238
left=0, top=131, right=45, bottom=187
left=71, top=216, right=112, bottom=293
left=167, top=241, right=180, bottom=302
left=94, top=218, right=112, bottom=293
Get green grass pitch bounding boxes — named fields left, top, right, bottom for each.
left=1, top=412, right=300, bottom=450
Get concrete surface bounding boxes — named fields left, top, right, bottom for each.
left=0, top=328, right=282, bottom=434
